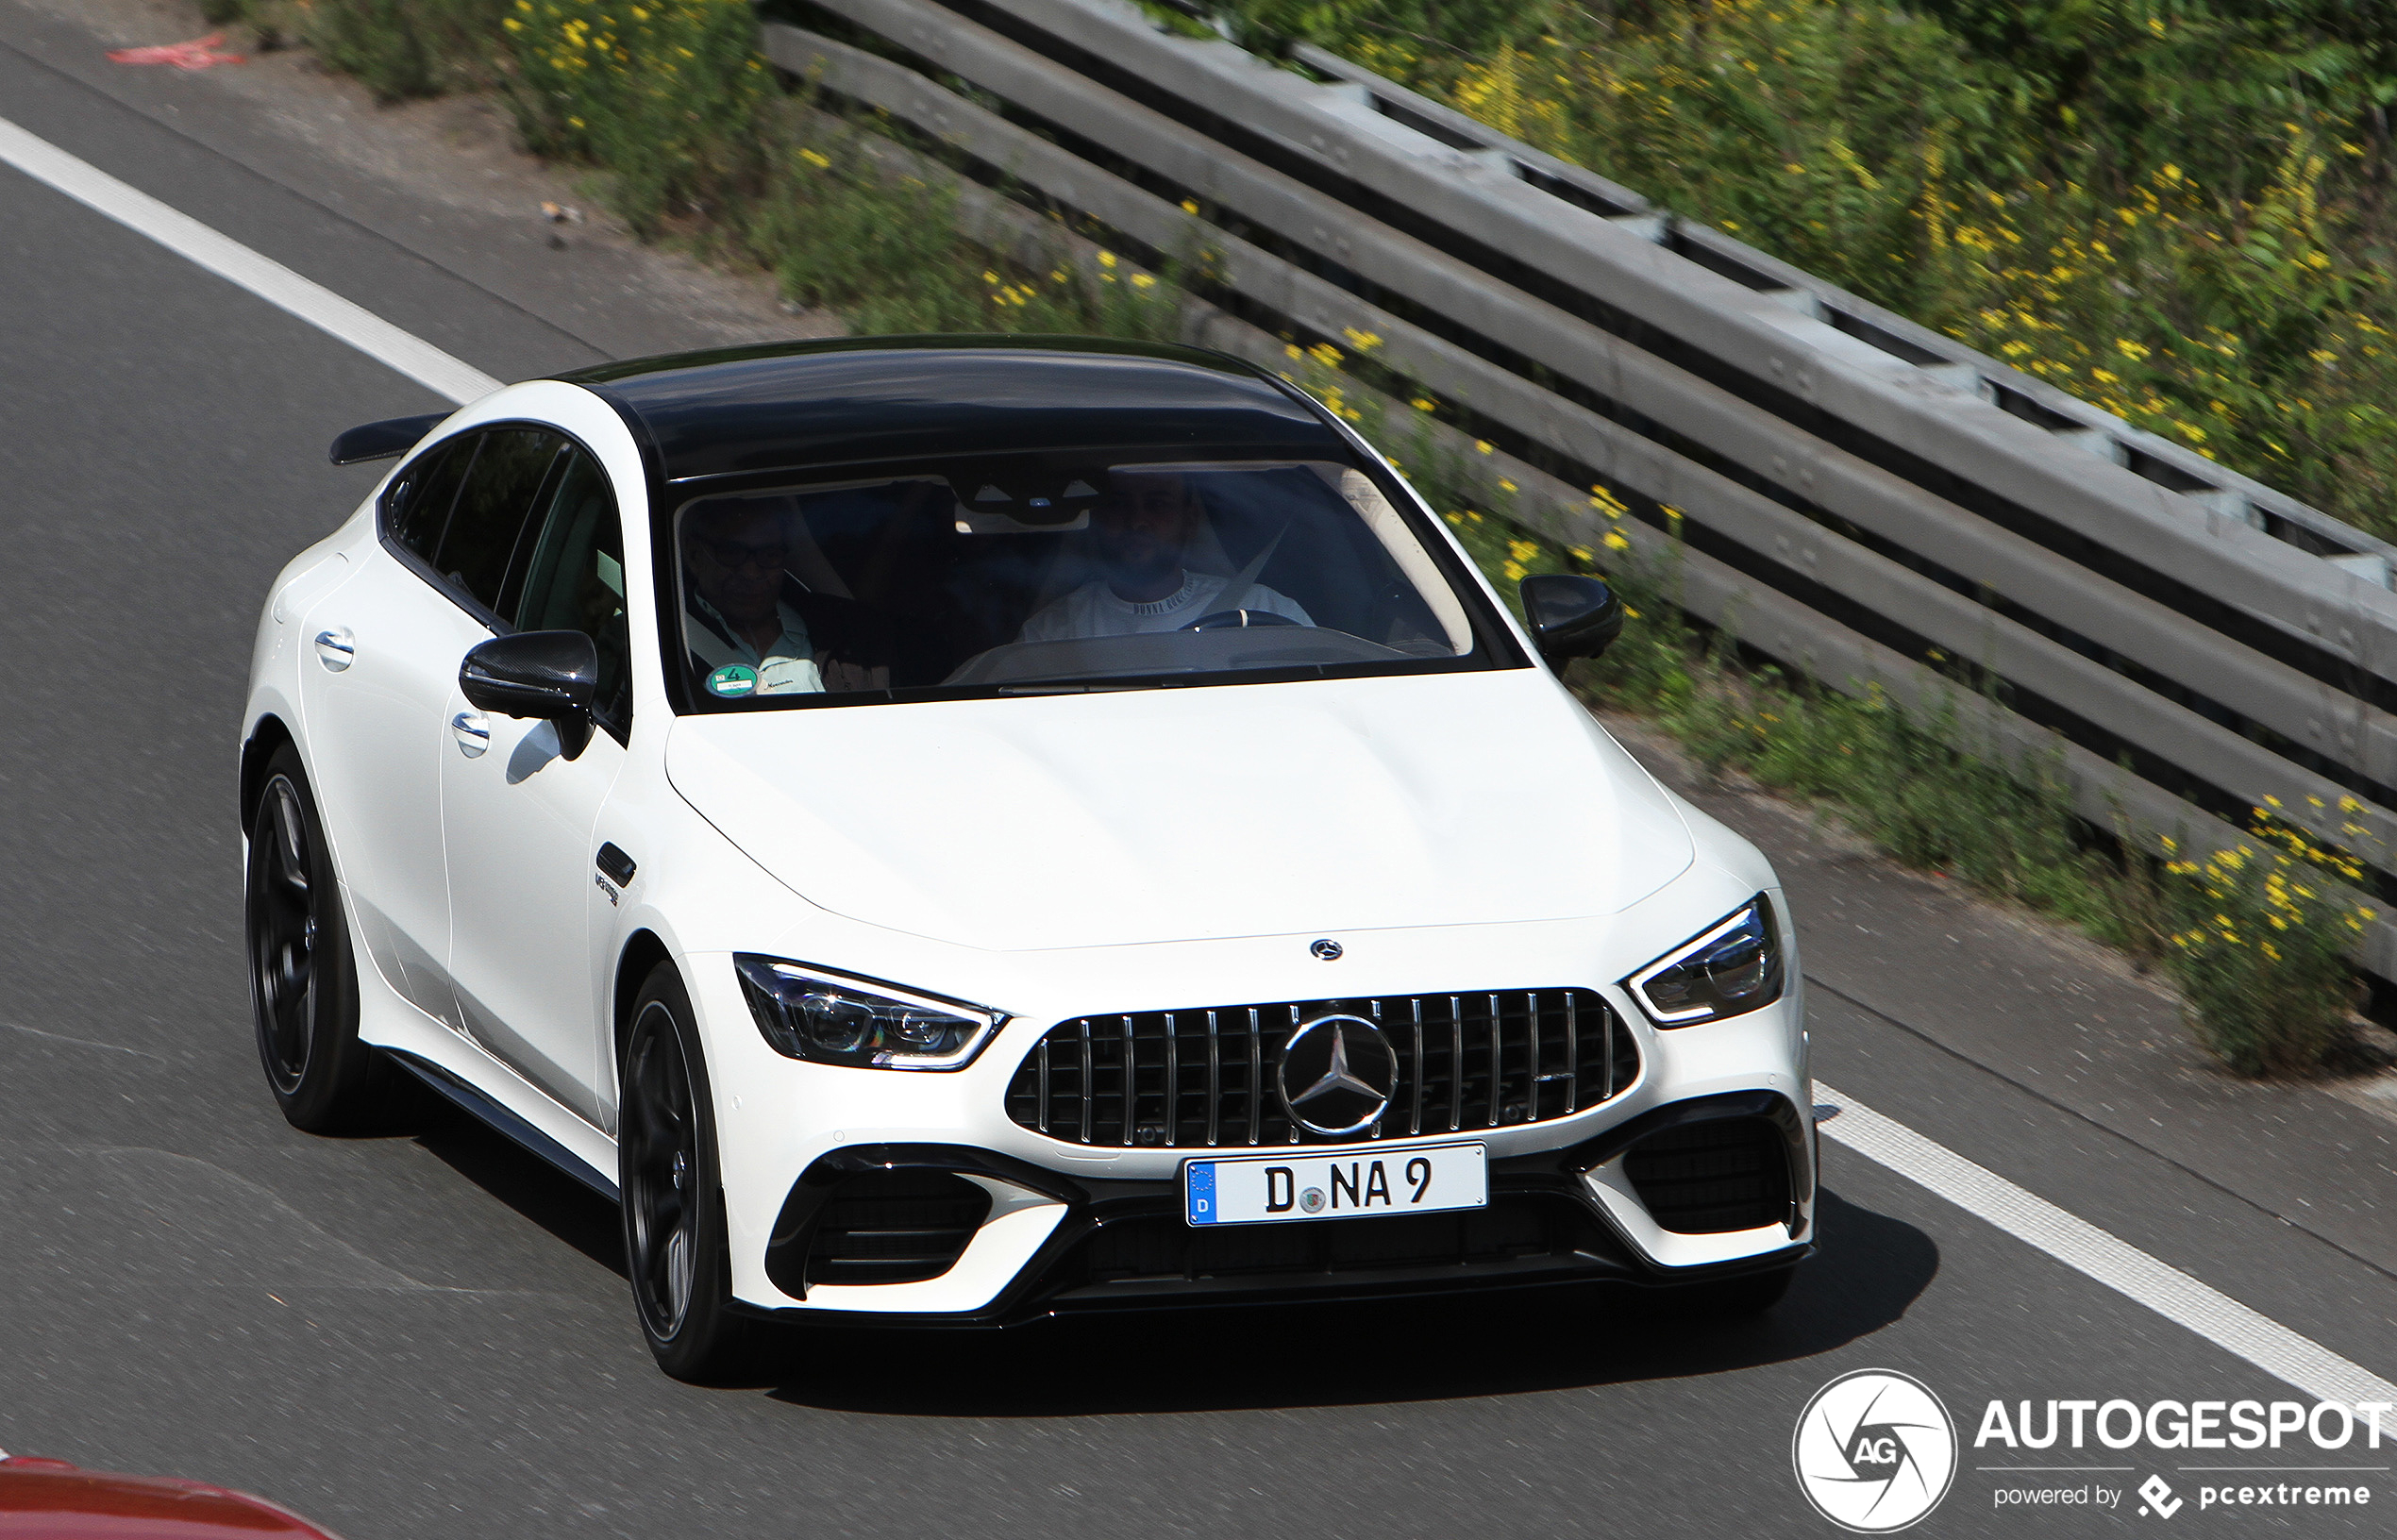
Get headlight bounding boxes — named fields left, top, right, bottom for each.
left=1625, top=896, right=1785, bottom=1027
left=733, top=956, right=1003, bottom=1069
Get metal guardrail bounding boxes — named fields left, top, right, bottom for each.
left=760, top=0, right=2397, bottom=972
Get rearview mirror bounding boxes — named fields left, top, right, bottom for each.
left=460, top=631, right=599, bottom=759
left=1519, top=574, right=1624, bottom=663
left=329, top=412, right=448, bottom=466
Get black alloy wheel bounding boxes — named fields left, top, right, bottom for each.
left=252, top=775, right=319, bottom=1096
left=243, top=746, right=392, bottom=1132
left=620, top=964, right=755, bottom=1382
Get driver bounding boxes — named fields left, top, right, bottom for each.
left=1017, top=470, right=1311, bottom=643
left=682, top=497, right=891, bottom=696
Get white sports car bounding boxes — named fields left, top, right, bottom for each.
left=241, top=336, right=1815, bottom=1381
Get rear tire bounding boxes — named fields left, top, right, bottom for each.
left=244, top=746, right=396, bottom=1133
left=620, top=963, right=757, bottom=1383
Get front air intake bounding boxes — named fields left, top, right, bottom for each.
left=801, top=1170, right=991, bottom=1286
left=1624, top=1117, right=1791, bottom=1233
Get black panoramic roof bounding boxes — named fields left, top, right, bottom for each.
left=554, top=335, right=1341, bottom=484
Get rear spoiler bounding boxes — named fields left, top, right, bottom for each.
left=329, top=412, right=448, bottom=466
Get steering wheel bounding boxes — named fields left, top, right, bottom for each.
left=1181, top=609, right=1305, bottom=632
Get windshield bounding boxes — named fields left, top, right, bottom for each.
left=668, top=452, right=1511, bottom=706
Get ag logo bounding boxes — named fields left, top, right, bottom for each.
left=1792, top=1369, right=1957, bottom=1532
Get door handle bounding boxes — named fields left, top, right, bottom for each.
left=313, top=628, right=355, bottom=672
left=451, top=711, right=491, bottom=758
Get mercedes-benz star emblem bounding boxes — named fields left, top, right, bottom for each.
left=1310, top=938, right=1343, bottom=961
left=1276, top=1014, right=1399, bottom=1136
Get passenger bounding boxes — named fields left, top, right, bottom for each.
left=1017, top=471, right=1312, bottom=643
left=681, top=498, right=891, bottom=696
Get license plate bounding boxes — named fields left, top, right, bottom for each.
left=1183, top=1141, right=1487, bottom=1226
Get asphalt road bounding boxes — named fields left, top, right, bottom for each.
left=7, top=7, right=2397, bottom=1537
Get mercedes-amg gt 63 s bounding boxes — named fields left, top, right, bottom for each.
left=242, top=336, right=1815, bottom=1381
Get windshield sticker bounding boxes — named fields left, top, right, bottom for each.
left=706, top=664, right=759, bottom=698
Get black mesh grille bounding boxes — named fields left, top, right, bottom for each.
left=1004, top=991, right=1636, bottom=1147
left=803, top=1171, right=992, bottom=1286
left=1071, top=1195, right=1598, bottom=1284
left=1624, top=1117, right=1791, bottom=1233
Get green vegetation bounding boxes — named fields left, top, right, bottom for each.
left=2161, top=810, right=2374, bottom=1075
left=206, top=0, right=509, bottom=98
left=1218, top=0, right=2397, bottom=539
left=223, top=0, right=2374, bottom=1073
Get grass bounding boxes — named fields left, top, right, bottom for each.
left=1214, top=0, right=2397, bottom=541
left=233, top=0, right=2375, bottom=1075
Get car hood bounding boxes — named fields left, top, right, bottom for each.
left=664, top=671, right=1692, bottom=952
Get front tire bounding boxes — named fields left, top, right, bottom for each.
left=244, top=746, right=394, bottom=1132
left=620, top=963, right=756, bottom=1383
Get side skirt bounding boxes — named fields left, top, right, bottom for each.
left=390, top=1050, right=621, bottom=1202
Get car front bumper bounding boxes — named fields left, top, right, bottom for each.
left=727, top=1082, right=1814, bottom=1329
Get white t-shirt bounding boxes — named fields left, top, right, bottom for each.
left=1018, top=569, right=1313, bottom=643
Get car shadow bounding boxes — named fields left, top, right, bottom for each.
left=758, top=1186, right=1936, bottom=1415
left=410, top=1100, right=628, bottom=1279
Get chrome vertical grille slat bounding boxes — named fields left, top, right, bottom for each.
left=1246, top=1008, right=1263, bottom=1147
left=1004, top=990, right=1634, bottom=1148
left=1205, top=1010, right=1220, bottom=1147
left=1164, top=1011, right=1180, bottom=1147
left=1563, top=992, right=1579, bottom=1114
left=1366, top=1000, right=1384, bottom=1139
left=1286, top=1005, right=1302, bottom=1145
left=1408, top=997, right=1425, bottom=1137
left=1079, top=1017, right=1094, bottom=1146
left=1448, top=996, right=1463, bottom=1133
left=1476, top=996, right=1495, bottom=1125
left=1526, top=992, right=1541, bottom=1125
left=1120, top=1014, right=1136, bottom=1147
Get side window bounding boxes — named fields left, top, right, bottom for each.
left=435, top=428, right=566, bottom=617
left=514, top=448, right=631, bottom=728
left=383, top=437, right=471, bottom=563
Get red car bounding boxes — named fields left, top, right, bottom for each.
left=0, top=1454, right=341, bottom=1538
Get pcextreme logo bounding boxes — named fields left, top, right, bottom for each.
left=1793, top=1369, right=1960, bottom=1532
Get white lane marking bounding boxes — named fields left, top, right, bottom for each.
left=0, top=113, right=499, bottom=405
left=1817, top=1081, right=2397, bottom=1406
